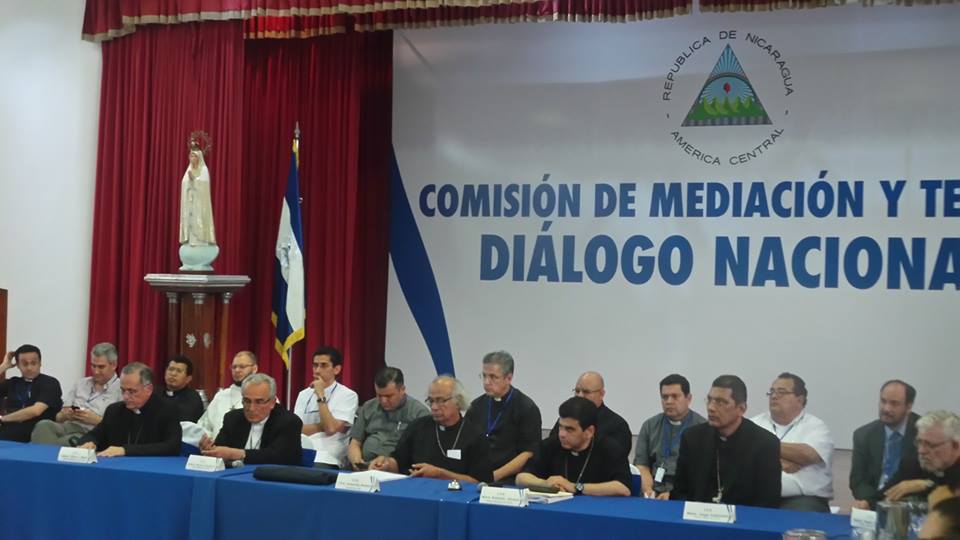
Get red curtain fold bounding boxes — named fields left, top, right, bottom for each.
left=82, top=0, right=690, bottom=42
left=88, top=21, right=244, bottom=376
left=87, top=21, right=392, bottom=403
left=235, top=32, right=393, bottom=399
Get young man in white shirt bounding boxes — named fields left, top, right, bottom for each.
left=294, top=346, right=358, bottom=468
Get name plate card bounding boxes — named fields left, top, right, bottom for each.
left=335, top=472, right=381, bottom=493
left=682, top=501, right=737, bottom=524
left=185, top=455, right=225, bottom=472
left=850, top=508, right=877, bottom=531
left=479, top=486, right=528, bottom=508
left=57, top=447, right=97, bottom=464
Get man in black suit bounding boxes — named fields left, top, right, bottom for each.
left=200, top=373, right=303, bottom=466
left=850, top=380, right=920, bottom=510
left=671, top=375, right=782, bottom=508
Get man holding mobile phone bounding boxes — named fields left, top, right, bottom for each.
left=0, top=344, right=63, bottom=442
left=31, top=343, right=121, bottom=446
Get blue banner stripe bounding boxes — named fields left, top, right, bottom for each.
left=388, top=149, right=455, bottom=377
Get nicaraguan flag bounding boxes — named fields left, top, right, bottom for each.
left=271, top=139, right=305, bottom=369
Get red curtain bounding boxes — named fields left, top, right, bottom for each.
left=87, top=21, right=393, bottom=403
left=88, top=21, right=244, bottom=378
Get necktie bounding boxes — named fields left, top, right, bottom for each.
left=882, top=431, right=903, bottom=484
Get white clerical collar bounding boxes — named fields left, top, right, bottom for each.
left=252, top=418, right=268, bottom=428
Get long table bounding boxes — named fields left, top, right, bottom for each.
left=0, top=442, right=853, bottom=540
left=0, top=442, right=248, bottom=540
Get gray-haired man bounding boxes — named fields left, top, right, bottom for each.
left=31, top=343, right=121, bottom=446
left=371, top=375, right=493, bottom=483
left=200, top=374, right=303, bottom=466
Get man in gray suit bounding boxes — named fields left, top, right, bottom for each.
left=850, top=380, right=919, bottom=510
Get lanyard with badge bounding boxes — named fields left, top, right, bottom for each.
left=485, top=387, right=515, bottom=437
left=771, top=413, right=803, bottom=441
left=655, top=414, right=690, bottom=483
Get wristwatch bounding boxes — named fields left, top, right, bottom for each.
left=574, top=482, right=584, bottom=496
left=318, top=396, right=328, bottom=404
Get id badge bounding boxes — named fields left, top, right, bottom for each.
left=447, top=449, right=462, bottom=460
left=654, top=467, right=666, bottom=483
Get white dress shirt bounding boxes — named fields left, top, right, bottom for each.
left=294, top=381, right=358, bottom=467
left=752, top=410, right=834, bottom=499
left=198, top=385, right=243, bottom=439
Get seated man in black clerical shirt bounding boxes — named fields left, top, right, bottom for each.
left=200, top=373, right=303, bottom=467
left=518, top=397, right=631, bottom=497
left=670, top=375, right=782, bottom=508
left=0, top=344, right=63, bottom=442
left=77, top=362, right=181, bottom=457
left=157, top=355, right=204, bottom=422
left=370, top=375, right=492, bottom=484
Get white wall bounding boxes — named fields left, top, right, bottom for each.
left=0, top=0, right=101, bottom=386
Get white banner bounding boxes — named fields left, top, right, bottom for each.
left=387, top=8, right=960, bottom=447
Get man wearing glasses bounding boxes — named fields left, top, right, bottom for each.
left=850, top=380, right=920, bottom=510
left=77, top=363, right=181, bottom=456
left=200, top=373, right=302, bottom=466
left=752, top=372, right=833, bottom=512
left=751, top=372, right=834, bottom=512
left=198, top=351, right=259, bottom=439
left=31, top=343, right=121, bottom=446
left=463, top=351, right=541, bottom=484
left=548, top=372, right=631, bottom=462
left=370, top=375, right=492, bottom=483
left=883, top=410, right=960, bottom=503
left=670, top=375, right=781, bottom=508
left=634, top=373, right=706, bottom=499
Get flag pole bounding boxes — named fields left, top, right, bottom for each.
left=285, top=121, right=301, bottom=409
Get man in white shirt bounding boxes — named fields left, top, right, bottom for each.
left=31, top=343, right=121, bottom=446
left=294, top=346, right=358, bottom=468
left=751, top=372, right=834, bottom=512
left=197, top=351, right=258, bottom=439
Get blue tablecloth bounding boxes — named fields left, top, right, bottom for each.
left=0, top=442, right=853, bottom=540
left=214, top=473, right=477, bottom=540
left=467, top=495, right=851, bottom=540
left=0, top=442, right=249, bottom=540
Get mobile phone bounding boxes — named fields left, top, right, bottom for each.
left=354, top=461, right=369, bottom=471
left=527, top=485, right=560, bottom=494
left=7, top=352, right=16, bottom=366
left=71, top=406, right=82, bottom=411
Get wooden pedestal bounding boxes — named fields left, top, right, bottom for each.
left=144, top=274, right=250, bottom=400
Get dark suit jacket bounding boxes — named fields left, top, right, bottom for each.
left=215, top=406, right=303, bottom=465
left=849, top=413, right=920, bottom=507
left=671, top=418, right=782, bottom=508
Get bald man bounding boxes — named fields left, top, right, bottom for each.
left=548, top=371, right=632, bottom=461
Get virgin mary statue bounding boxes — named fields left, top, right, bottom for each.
left=178, top=132, right=219, bottom=271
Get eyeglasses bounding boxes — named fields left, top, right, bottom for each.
left=915, top=438, right=950, bottom=450
left=425, top=396, right=454, bottom=406
left=231, top=363, right=255, bottom=371
left=705, top=396, right=734, bottom=407
left=121, top=387, right=144, bottom=396
left=242, top=397, right=272, bottom=406
left=766, top=389, right=796, bottom=397
left=573, top=387, right=600, bottom=395
left=479, top=373, right=504, bottom=382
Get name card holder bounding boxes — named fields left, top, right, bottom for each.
left=479, top=486, right=528, bottom=508
left=335, top=473, right=381, bottom=493
left=850, top=507, right=877, bottom=531
left=58, top=447, right=97, bottom=464
left=186, top=455, right=225, bottom=472
left=682, top=501, right=737, bottom=524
